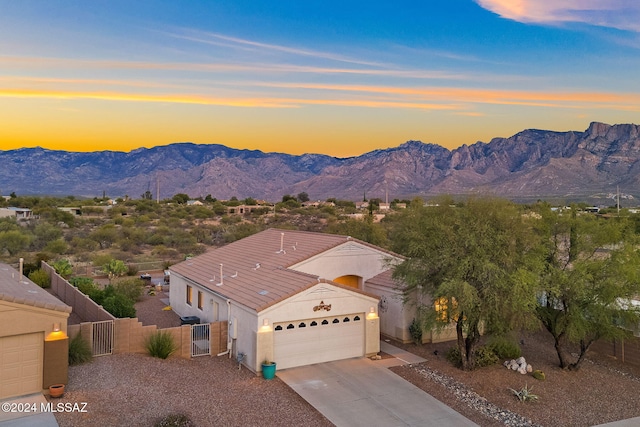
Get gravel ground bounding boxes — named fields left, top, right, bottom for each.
left=134, top=290, right=182, bottom=329
left=389, top=331, right=640, bottom=427
left=52, top=353, right=333, bottom=427
left=58, top=290, right=640, bottom=426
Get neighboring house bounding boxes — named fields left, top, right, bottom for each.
left=170, top=228, right=428, bottom=373
left=0, top=263, right=71, bottom=399
left=226, top=204, right=265, bottom=215
left=187, top=200, right=204, bottom=206
left=58, top=207, right=82, bottom=216
left=0, top=207, right=34, bottom=220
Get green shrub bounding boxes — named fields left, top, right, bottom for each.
left=488, top=336, right=521, bottom=360
left=146, top=331, right=178, bottom=359
left=446, top=345, right=498, bottom=368
left=446, top=346, right=462, bottom=368
left=475, top=345, right=499, bottom=367
left=113, top=278, right=145, bottom=302
left=102, top=293, right=136, bottom=318
left=28, top=268, right=50, bottom=288
left=409, top=318, right=423, bottom=345
left=68, top=334, right=93, bottom=366
left=51, top=259, right=73, bottom=278
left=154, top=413, right=195, bottom=427
left=532, top=370, right=546, bottom=380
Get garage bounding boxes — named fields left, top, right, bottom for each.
left=273, top=313, right=365, bottom=369
left=0, top=263, right=71, bottom=399
left=0, top=333, right=44, bottom=399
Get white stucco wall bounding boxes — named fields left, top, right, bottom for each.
left=169, top=273, right=229, bottom=323
left=256, top=283, right=379, bottom=371
left=289, top=242, right=400, bottom=285
left=365, top=283, right=414, bottom=342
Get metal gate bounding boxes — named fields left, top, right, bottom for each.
left=191, top=324, right=210, bottom=357
left=92, top=320, right=114, bottom=356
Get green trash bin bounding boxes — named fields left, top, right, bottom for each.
left=261, top=362, right=276, bottom=379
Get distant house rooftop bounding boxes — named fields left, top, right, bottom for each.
left=0, top=263, right=71, bottom=313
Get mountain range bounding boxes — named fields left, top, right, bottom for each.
left=2, top=122, right=639, bottom=203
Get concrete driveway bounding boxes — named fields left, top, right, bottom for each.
left=278, top=341, right=477, bottom=427
left=0, top=394, right=58, bottom=427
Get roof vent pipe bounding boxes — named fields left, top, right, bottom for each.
left=219, top=263, right=223, bottom=286
left=276, top=232, right=286, bottom=254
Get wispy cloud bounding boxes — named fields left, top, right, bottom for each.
left=2, top=83, right=638, bottom=112
left=163, top=29, right=384, bottom=67
left=475, top=0, right=640, bottom=32
left=0, top=55, right=473, bottom=81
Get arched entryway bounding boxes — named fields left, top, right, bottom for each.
left=333, top=274, right=362, bottom=289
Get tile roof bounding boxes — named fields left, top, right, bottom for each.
left=365, top=269, right=401, bottom=290
left=170, top=228, right=387, bottom=312
left=0, top=264, right=71, bottom=313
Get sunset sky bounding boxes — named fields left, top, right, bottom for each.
left=1, top=0, right=639, bottom=157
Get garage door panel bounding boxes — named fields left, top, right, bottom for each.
left=0, top=333, right=43, bottom=399
left=274, top=314, right=364, bottom=370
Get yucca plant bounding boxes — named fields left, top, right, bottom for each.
left=146, top=330, right=178, bottom=359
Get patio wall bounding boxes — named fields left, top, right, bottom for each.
left=42, top=261, right=115, bottom=323
left=68, top=320, right=228, bottom=359
left=591, top=336, right=640, bottom=368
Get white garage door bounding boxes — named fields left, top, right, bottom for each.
left=0, top=333, right=44, bottom=399
left=273, top=313, right=364, bottom=370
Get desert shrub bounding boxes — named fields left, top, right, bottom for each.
left=113, top=278, right=145, bottom=302
left=69, top=276, right=94, bottom=289
left=70, top=277, right=104, bottom=301
left=446, top=346, right=462, bottom=368
left=68, top=334, right=93, bottom=366
left=446, top=345, right=498, bottom=368
left=126, top=264, right=139, bottom=276
left=146, top=331, right=178, bottom=359
left=154, top=413, right=195, bottom=427
left=28, top=268, right=50, bottom=288
left=532, top=370, right=546, bottom=380
left=475, top=346, right=499, bottom=367
left=44, top=239, right=68, bottom=255
left=102, top=293, right=136, bottom=318
left=409, top=318, right=423, bottom=345
left=488, top=336, right=521, bottom=360
left=22, top=262, right=40, bottom=277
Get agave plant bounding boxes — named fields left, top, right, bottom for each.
left=509, top=383, right=539, bottom=403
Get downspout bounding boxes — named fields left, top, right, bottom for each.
left=216, top=298, right=232, bottom=357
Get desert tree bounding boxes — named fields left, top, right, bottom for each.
left=391, top=197, right=543, bottom=370
left=535, top=207, right=640, bottom=370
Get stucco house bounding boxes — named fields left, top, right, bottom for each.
left=0, top=263, right=71, bottom=399
left=0, top=207, right=34, bottom=221
left=170, top=228, right=431, bottom=373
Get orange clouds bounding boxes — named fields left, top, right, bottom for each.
left=1, top=81, right=638, bottom=112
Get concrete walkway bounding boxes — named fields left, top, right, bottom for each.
left=278, top=341, right=477, bottom=427
left=0, top=394, right=58, bottom=427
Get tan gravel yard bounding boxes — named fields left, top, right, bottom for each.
left=53, top=353, right=333, bottom=427
left=389, top=331, right=640, bottom=427
left=58, top=286, right=640, bottom=427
